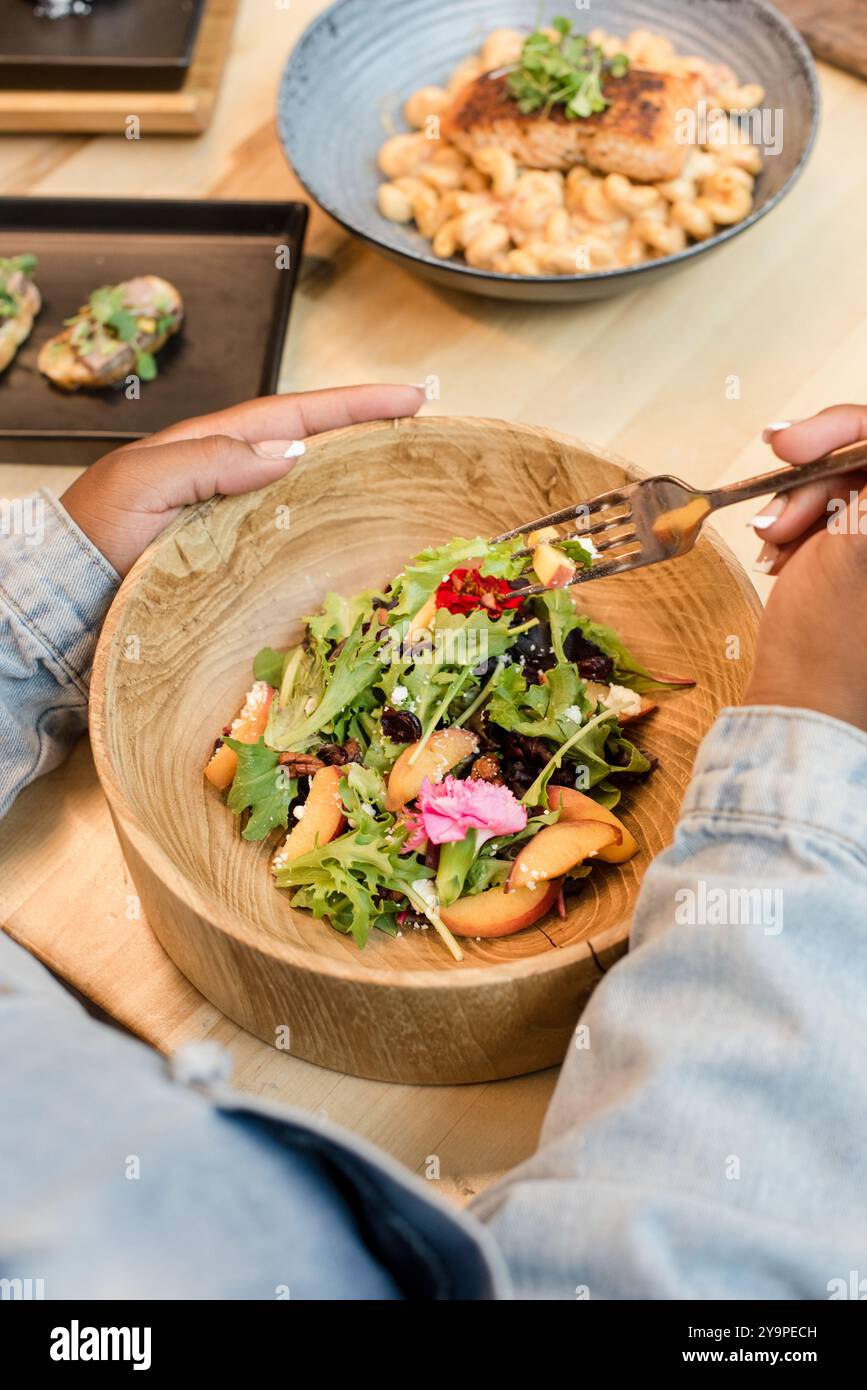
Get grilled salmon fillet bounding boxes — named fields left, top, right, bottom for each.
left=442, top=67, right=699, bottom=183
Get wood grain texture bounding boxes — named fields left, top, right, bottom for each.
left=776, top=0, right=867, bottom=80
left=0, top=0, right=239, bottom=136
left=89, top=415, right=760, bottom=1084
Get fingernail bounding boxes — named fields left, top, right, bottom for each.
left=254, top=439, right=306, bottom=459
left=748, top=497, right=788, bottom=529
left=752, top=541, right=779, bottom=574
left=761, top=419, right=801, bottom=444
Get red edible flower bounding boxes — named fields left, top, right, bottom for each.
left=434, top=567, right=523, bottom=619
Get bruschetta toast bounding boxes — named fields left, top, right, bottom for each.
left=38, top=275, right=183, bottom=392
left=0, top=255, right=41, bottom=375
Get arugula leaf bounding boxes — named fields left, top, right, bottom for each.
left=569, top=615, right=691, bottom=693
left=253, top=646, right=287, bottom=688
left=223, top=737, right=298, bottom=841
left=557, top=540, right=595, bottom=567
left=522, top=708, right=620, bottom=806
left=488, top=661, right=593, bottom=743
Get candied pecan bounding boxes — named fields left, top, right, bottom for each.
left=470, top=754, right=503, bottom=784
left=278, top=752, right=325, bottom=776
left=381, top=707, right=422, bottom=743
left=317, top=739, right=363, bottom=766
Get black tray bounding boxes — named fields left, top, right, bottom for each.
left=0, top=197, right=309, bottom=466
left=0, top=0, right=207, bottom=92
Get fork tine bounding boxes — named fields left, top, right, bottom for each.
left=590, top=528, right=640, bottom=555
left=512, top=515, right=635, bottom=559
left=491, top=487, right=630, bottom=543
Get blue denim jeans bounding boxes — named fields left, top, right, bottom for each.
left=3, top=492, right=866, bottom=1299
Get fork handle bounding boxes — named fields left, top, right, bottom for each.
left=707, top=438, right=867, bottom=512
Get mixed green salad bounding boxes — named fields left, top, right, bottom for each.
left=205, top=534, right=690, bottom=961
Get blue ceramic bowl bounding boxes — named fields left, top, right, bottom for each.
left=278, top=0, right=819, bottom=302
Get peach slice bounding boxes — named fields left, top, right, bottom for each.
left=505, top=820, right=620, bottom=892
left=271, top=765, right=346, bottom=871
left=204, top=681, right=273, bottom=792
left=439, top=879, right=560, bottom=938
left=547, top=786, right=638, bottom=864
left=583, top=680, right=657, bottom=725
left=527, top=525, right=560, bottom=547
left=532, top=541, right=576, bottom=590
left=385, top=726, right=478, bottom=811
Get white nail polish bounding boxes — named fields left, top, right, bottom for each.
left=284, top=440, right=305, bottom=458
left=761, top=419, right=800, bottom=444
left=752, top=558, right=776, bottom=574
left=749, top=514, right=778, bottom=530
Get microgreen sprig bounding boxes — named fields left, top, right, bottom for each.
left=506, top=15, right=629, bottom=120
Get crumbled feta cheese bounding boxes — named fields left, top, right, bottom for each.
left=412, top=879, right=439, bottom=911
left=601, top=684, right=643, bottom=718
left=577, top=536, right=600, bottom=561
left=292, top=805, right=306, bottom=820
left=562, top=704, right=584, bottom=726
left=391, top=684, right=408, bottom=706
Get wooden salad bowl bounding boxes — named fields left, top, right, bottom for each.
left=90, top=416, right=761, bottom=1085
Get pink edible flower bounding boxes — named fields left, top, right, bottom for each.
left=404, top=775, right=527, bottom=851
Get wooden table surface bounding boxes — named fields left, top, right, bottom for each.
left=3, top=0, right=867, bottom=1202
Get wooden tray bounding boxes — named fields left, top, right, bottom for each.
left=0, top=196, right=308, bottom=467
left=776, top=1, right=867, bottom=80
left=89, top=415, right=761, bottom=1086
left=0, top=0, right=238, bottom=135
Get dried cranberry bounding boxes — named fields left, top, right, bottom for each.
left=577, top=653, right=615, bottom=681
left=563, top=630, right=614, bottom=681
left=381, top=707, right=422, bottom=743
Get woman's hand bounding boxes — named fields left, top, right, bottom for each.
left=61, top=384, right=425, bottom=578
left=744, top=406, right=867, bottom=732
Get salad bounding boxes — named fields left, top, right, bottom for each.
left=204, top=532, right=691, bottom=961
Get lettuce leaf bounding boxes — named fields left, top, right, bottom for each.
left=275, top=824, right=429, bottom=949
left=306, top=590, right=377, bottom=660
left=391, top=535, right=526, bottom=618
left=224, top=737, right=298, bottom=841
left=253, top=646, right=287, bottom=688
left=266, top=618, right=382, bottom=751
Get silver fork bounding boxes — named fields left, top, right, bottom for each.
left=496, top=438, right=867, bottom=596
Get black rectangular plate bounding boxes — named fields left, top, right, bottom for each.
left=0, top=0, right=207, bottom=92
left=0, top=197, right=309, bottom=466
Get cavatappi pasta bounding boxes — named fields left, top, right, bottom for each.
left=376, top=26, right=765, bottom=276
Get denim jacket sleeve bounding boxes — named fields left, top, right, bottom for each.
left=473, top=706, right=867, bottom=1299
left=0, top=489, right=119, bottom=820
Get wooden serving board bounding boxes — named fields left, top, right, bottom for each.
left=776, top=0, right=867, bottom=80
left=0, top=0, right=239, bottom=136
